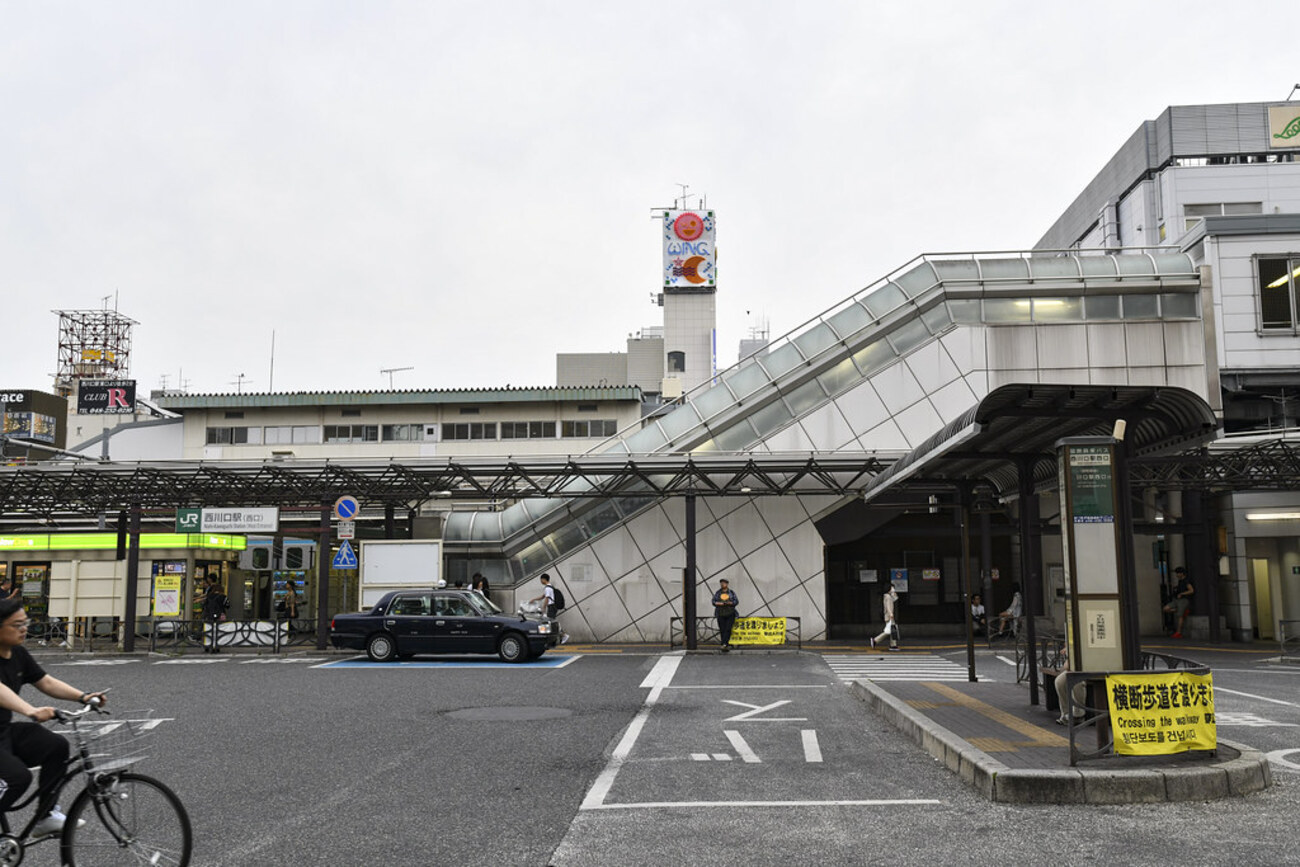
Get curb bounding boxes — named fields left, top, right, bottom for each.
left=849, top=680, right=1272, bottom=804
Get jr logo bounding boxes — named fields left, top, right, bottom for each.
left=175, top=509, right=201, bottom=531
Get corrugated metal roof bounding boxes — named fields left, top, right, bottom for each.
left=155, top=385, right=642, bottom=410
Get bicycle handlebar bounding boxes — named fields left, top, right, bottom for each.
left=53, top=698, right=108, bottom=724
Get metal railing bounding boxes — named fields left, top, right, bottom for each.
left=669, top=616, right=802, bottom=650
left=1060, top=652, right=1210, bottom=766
left=144, top=617, right=320, bottom=653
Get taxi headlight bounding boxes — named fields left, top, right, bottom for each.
left=535, top=622, right=553, bottom=634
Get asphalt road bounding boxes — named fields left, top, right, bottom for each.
left=10, top=644, right=1300, bottom=867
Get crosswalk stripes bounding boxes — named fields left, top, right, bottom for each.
left=822, top=653, right=983, bottom=683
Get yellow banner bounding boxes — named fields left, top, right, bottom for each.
left=152, top=574, right=183, bottom=617
left=1105, top=671, right=1216, bottom=755
left=732, top=617, right=787, bottom=645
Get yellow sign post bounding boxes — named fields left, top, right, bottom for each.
left=731, top=617, right=787, bottom=646
left=1105, top=671, right=1216, bottom=756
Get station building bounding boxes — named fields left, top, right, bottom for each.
left=5, top=100, right=1300, bottom=649
left=445, top=99, right=1300, bottom=645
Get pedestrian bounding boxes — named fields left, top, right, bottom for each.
left=471, top=572, right=490, bottom=598
left=0, top=597, right=109, bottom=840
left=870, top=583, right=901, bottom=651
left=0, top=580, right=18, bottom=602
left=277, top=579, right=299, bottom=627
left=531, top=573, right=557, bottom=618
left=200, top=575, right=229, bottom=654
left=970, top=593, right=987, bottom=636
left=993, top=583, right=1023, bottom=638
left=711, top=579, right=739, bottom=652
left=1163, top=566, right=1194, bottom=638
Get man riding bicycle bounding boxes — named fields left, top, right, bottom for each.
left=0, top=598, right=107, bottom=839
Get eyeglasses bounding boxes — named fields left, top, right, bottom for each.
left=5, top=620, right=29, bottom=631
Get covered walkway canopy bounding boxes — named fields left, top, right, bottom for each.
left=861, top=384, right=1220, bottom=503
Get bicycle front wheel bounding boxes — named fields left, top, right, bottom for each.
left=61, top=772, right=192, bottom=867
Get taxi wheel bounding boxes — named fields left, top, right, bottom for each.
left=498, top=633, right=530, bottom=663
left=367, top=632, right=398, bottom=662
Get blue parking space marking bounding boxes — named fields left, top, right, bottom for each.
left=313, top=655, right=579, bottom=670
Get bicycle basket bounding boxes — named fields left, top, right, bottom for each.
left=64, top=710, right=161, bottom=772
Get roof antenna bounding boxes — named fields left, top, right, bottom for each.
left=1288, top=84, right=1300, bottom=101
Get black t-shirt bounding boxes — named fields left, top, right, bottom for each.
left=0, top=645, right=46, bottom=731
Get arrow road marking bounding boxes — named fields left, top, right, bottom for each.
left=721, top=699, right=807, bottom=722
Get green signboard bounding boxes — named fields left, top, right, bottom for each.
left=1068, top=445, right=1115, bottom=522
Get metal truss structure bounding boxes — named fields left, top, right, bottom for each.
left=1129, top=438, right=1300, bottom=490
left=0, top=453, right=893, bottom=521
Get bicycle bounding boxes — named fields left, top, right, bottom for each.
left=0, top=702, right=192, bottom=866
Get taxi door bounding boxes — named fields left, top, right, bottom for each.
left=429, top=592, right=486, bottom=653
left=385, top=592, right=434, bottom=655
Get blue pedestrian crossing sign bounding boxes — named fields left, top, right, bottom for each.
left=332, top=539, right=358, bottom=570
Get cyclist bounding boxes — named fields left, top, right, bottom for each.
left=0, top=598, right=107, bottom=839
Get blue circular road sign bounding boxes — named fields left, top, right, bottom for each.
left=334, top=495, right=360, bottom=521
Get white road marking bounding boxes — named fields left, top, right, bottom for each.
left=582, top=654, right=683, bottom=810
left=51, top=660, right=140, bottom=666
left=721, top=699, right=806, bottom=722
left=824, top=654, right=982, bottom=682
left=240, top=657, right=327, bottom=664
left=997, top=655, right=1016, bottom=667
left=802, top=729, right=823, bottom=763
left=153, top=658, right=231, bottom=664
left=664, top=684, right=829, bottom=689
left=1216, top=686, right=1300, bottom=708
left=1266, top=748, right=1300, bottom=770
left=583, top=799, right=942, bottom=810
left=724, top=730, right=761, bottom=763
left=1216, top=712, right=1297, bottom=727
left=711, top=753, right=730, bottom=761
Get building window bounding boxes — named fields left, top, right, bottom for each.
left=1183, top=202, right=1262, bottom=231
left=443, top=422, right=497, bottom=440
left=224, top=411, right=244, bottom=420
left=341, top=409, right=362, bottom=417
left=458, top=407, right=480, bottom=415
left=206, top=426, right=260, bottom=445
left=264, top=425, right=321, bottom=445
left=667, top=351, right=686, bottom=373
left=500, top=421, right=556, bottom=440
left=561, top=420, right=617, bottom=438
left=1259, top=257, right=1300, bottom=332
left=323, top=424, right=379, bottom=443
left=382, top=424, right=430, bottom=442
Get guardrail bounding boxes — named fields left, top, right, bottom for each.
left=669, top=616, right=802, bottom=650
left=1279, top=620, right=1300, bottom=654
left=1015, top=634, right=1068, bottom=685
left=1060, top=651, right=1210, bottom=766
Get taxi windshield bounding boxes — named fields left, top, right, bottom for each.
left=470, top=590, right=502, bottom=615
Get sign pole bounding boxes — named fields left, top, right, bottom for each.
left=122, top=504, right=141, bottom=653
left=316, top=499, right=330, bottom=650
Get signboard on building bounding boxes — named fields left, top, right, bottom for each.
left=1268, top=104, right=1300, bottom=149
left=198, top=507, right=280, bottom=533
left=77, top=380, right=136, bottom=415
left=153, top=573, right=183, bottom=617
left=662, top=209, right=716, bottom=289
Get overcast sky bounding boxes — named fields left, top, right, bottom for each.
left=3, top=2, right=1297, bottom=396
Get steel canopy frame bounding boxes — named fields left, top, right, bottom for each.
left=0, top=453, right=894, bottom=521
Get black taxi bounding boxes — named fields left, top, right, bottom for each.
left=330, top=588, right=560, bottom=662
